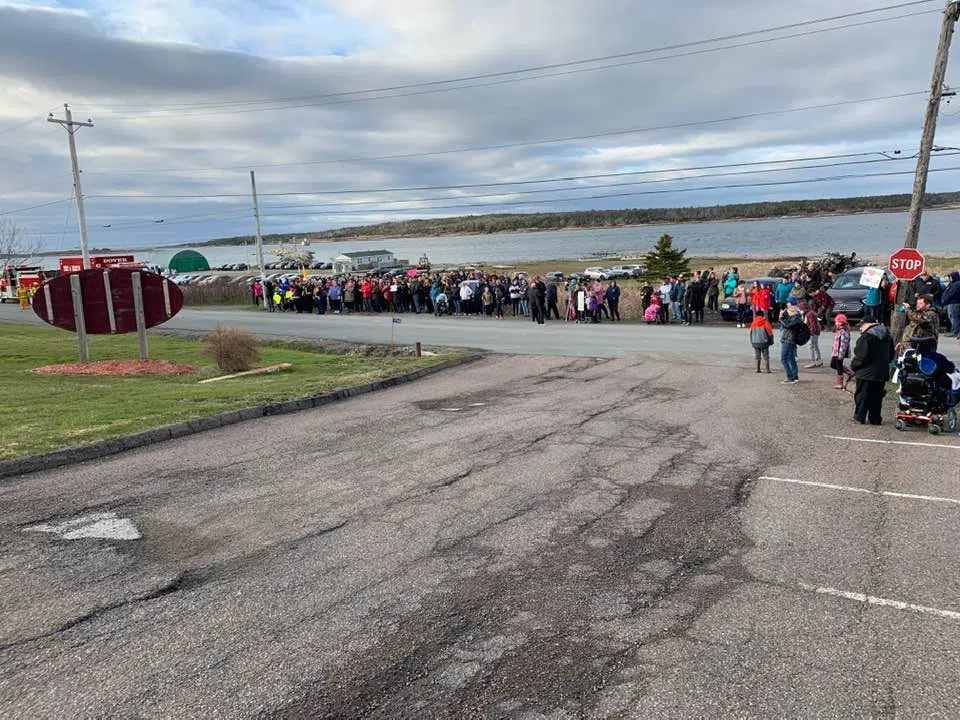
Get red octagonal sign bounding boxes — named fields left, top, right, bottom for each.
left=32, top=267, right=183, bottom=334
left=888, top=248, right=925, bottom=281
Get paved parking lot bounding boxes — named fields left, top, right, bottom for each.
left=0, top=353, right=958, bottom=717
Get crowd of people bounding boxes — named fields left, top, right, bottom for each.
left=745, top=270, right=954, bottom=427
left=247, top=263, right=960, bottom=426
left=250, top=270, right=626, bottom=325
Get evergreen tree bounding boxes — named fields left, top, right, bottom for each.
left=644, top=234, right=690, bottom=278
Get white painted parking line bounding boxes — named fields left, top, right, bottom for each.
left=442, top=408, right=463, bottom=412
left=758, top=476, right=960, bottom=507
left=798, top=583, right=960, bottom=621
left=824, top=435, right=960, bottom=450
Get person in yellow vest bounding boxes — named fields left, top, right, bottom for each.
left=272, top=290, right=282, bottom=309
left=16, top=285, right=30, bottom=309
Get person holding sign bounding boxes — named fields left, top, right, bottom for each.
left=860, top=267, right=884, bottom=323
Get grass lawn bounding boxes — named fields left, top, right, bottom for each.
left=0, top=321, right=454, bottom=460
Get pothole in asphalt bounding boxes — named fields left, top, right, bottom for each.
left=23, top=512, right=141, bottom=541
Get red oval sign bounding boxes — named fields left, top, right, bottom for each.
left=32, top=268, right=184, bottom=334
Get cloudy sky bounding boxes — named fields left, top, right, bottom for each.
left=2, top=0, right=960, bottom=251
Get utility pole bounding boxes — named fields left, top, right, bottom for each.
left=891, top=1, right=960, bottom=346
left=903, top=1, right=960, bottom=251
left=250, top=170, right=268, bottom=311
left=48, top=104, right=94, bottom=270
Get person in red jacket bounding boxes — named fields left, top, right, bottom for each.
left=749, top=313, right=775, bottom=373
left=360, top=280, right=373, bottom=312
left=753, top=281, right=773, bottom=321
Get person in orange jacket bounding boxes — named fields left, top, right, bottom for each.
left=749, top=312, right=774, bottom=373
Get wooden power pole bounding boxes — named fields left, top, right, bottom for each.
left=893, top=0, right=960, bottom=341
left=903, top=0, right=960, bottom=250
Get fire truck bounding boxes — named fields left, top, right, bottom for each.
left=0, top=265, right=46, bottom=303
left=58, top=255, right=143, bottom=273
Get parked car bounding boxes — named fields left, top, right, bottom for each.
left=544, top=271, right=565, bottom=282
left=826, top=266, right=896, bottom=323
left=583, top=267, right=612, bottom=280
left=719, top=277, right=782, bottom=322
left=611, top=264, right=644, bottom=277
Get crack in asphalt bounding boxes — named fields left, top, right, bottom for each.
left=0, top=572, right=186, bottom=652
left=270, top=412, right=763, bottom=718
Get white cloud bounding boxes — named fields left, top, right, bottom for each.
left=0, top=0, right=956, bottom=248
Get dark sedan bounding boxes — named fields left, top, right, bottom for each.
left=826, top=266, right=896, bottom=323
left=719, top=277, right=781, bottom=322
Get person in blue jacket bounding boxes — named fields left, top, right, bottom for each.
left=774, top=274, right=794, bottom=318
left=863, top=280, right=883, bottom=322
left=942, top=271, right=960, bottom=338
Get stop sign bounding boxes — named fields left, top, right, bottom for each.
left=888, top=248, right=925, bottom=281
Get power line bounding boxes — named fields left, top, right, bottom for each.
left=86, top=10, right=938, bottom=119
left=254, top=155, right=958, bottom=210
left=89, top=158, right=960, bottom=231
left=79, top=1, right=937, bottom=116
left=94, top=150, right=901, bottom=201
left=84, top=151, right=907, bottom=230
left=252, top=164, right=960, bottom=216
left=0, top=198, right=73, bottom=217
left=84, top=90, right=927, bottom=179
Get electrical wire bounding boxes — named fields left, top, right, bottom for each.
left=0, top=198, right=73, bottom=217
left=85, top=160, right=960, bottom=232
left=83, top=90, right=927, bottom=179
left=254, top=164, right=960, bottom=217
left=79, top=1, right=938, bottom=116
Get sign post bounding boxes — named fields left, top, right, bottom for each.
left=390, top=316, right=401, bottom=349
left=69, top=273, right=89, bottom=362
left=131, top=271, right=148, bottom=360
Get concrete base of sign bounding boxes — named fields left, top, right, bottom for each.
left=0, top=353, right=483, bottom=481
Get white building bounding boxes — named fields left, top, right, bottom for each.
left=332, top=250, right=405, bottom=274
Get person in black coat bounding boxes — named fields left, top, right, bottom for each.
left=546, top=281, right=560, bottom=320
left=850, top=320, right=896, bottom=425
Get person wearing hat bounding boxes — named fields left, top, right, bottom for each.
left=850, top=316, right=896, bottom=425
left=830, top=314, right=855, bottom=390
left=778, top=297, right=804, bottom=384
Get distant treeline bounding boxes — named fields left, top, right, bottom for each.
left=196, top=191, right=960, bottom=246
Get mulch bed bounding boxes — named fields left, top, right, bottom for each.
left=34, top=360, right=195, bottom=376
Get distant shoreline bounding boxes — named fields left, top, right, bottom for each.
left=181, top=202, right=960, bottom=247
left=37, top=204, right=960, bottom=260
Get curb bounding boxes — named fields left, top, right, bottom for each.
left=0, top=353, right=483, bottom=481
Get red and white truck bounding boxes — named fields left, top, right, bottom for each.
left=0, top=265, right=46, bottom=303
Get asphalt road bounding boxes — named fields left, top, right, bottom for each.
left=2, top=351, right=959, bottom=717
left=5, top=302, right=957, bottom=362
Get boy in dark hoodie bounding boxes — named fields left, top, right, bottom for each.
left=850, top=319, right=896, bottom=425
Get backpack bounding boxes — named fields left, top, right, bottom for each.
left=793, top=323, right=811, bottom=346
left=749, top=326, right=771, bottom=349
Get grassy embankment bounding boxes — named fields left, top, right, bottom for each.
left=0, top=321, right=453, bottom=460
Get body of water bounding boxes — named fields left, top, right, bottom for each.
left=64, top=208, right=960, bottom=269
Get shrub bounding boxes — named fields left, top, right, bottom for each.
left=617, top=288, right=646, bottom=321
left=206, top=325, right=260, bottom=373
left=181, top=280, right=251, bottom=306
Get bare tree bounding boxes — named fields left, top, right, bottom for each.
left=0, top=219, right=41, bottom=269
